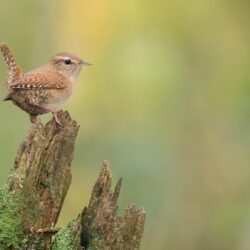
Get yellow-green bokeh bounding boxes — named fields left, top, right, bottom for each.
left=0, top=1, right=249, bottom=249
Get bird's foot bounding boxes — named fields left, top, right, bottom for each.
left=52, top=112, right=63, bottom=126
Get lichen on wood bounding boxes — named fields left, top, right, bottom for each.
left=51, top=220, right=80, bottom=250
left=0, top=111, right=145, bottom=249
left=0, top=185, right=25, bottom=249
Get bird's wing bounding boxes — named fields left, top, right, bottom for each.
left=10, top=73, right=65, bottom=90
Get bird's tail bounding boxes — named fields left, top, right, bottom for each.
left=0, top=43, right=22, bottom=86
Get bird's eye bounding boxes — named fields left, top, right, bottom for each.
left=64, top=59, right=72, bottom=65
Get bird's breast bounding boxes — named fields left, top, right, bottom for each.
left=41, top=80, right=74, bottom=111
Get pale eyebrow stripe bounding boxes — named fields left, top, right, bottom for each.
left=54, top=56, right=70, bottom=60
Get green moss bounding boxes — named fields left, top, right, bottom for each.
left=0, top=185, right=25, bottom=249
left=52, top=220, right=79, bottom=250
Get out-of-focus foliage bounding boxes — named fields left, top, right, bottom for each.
left=0, top=1, right=249, bottom=249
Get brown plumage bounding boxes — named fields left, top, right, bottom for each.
left=0, top=43, right=91, bottom=125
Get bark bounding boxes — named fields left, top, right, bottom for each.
left=0, top=111, right=145, bottom=250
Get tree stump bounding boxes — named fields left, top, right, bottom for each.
left=0, top=111, right=145, bottom=250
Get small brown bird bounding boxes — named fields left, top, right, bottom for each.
left=0, top=43, right=90, bottom=125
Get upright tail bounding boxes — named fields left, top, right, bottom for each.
left=0, top=43, right=22, bottom=86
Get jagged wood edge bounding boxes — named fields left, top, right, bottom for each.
left=52, top=160, right=146, bottom=250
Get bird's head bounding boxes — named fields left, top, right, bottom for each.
left=49, top=52, right=91, bottom=80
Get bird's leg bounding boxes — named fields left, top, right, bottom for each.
left=29, top=114, right=38, bottom=124
left=52, top=112, right=62, bottom=126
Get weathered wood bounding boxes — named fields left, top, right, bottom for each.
left=5, top=111, right=79, bottom=249
left=79, top=160, right=145, bottom=250
left=0, top=111, right=145, bottom=250
left=52, top=160, right=146, bottom=250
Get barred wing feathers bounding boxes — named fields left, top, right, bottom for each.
left=10, top=73, right=65, bottom=90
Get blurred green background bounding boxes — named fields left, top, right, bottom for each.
left=0, top=1, right=249, bottom=249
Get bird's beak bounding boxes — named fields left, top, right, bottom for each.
left=80, top=60, right=92, bottom=66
